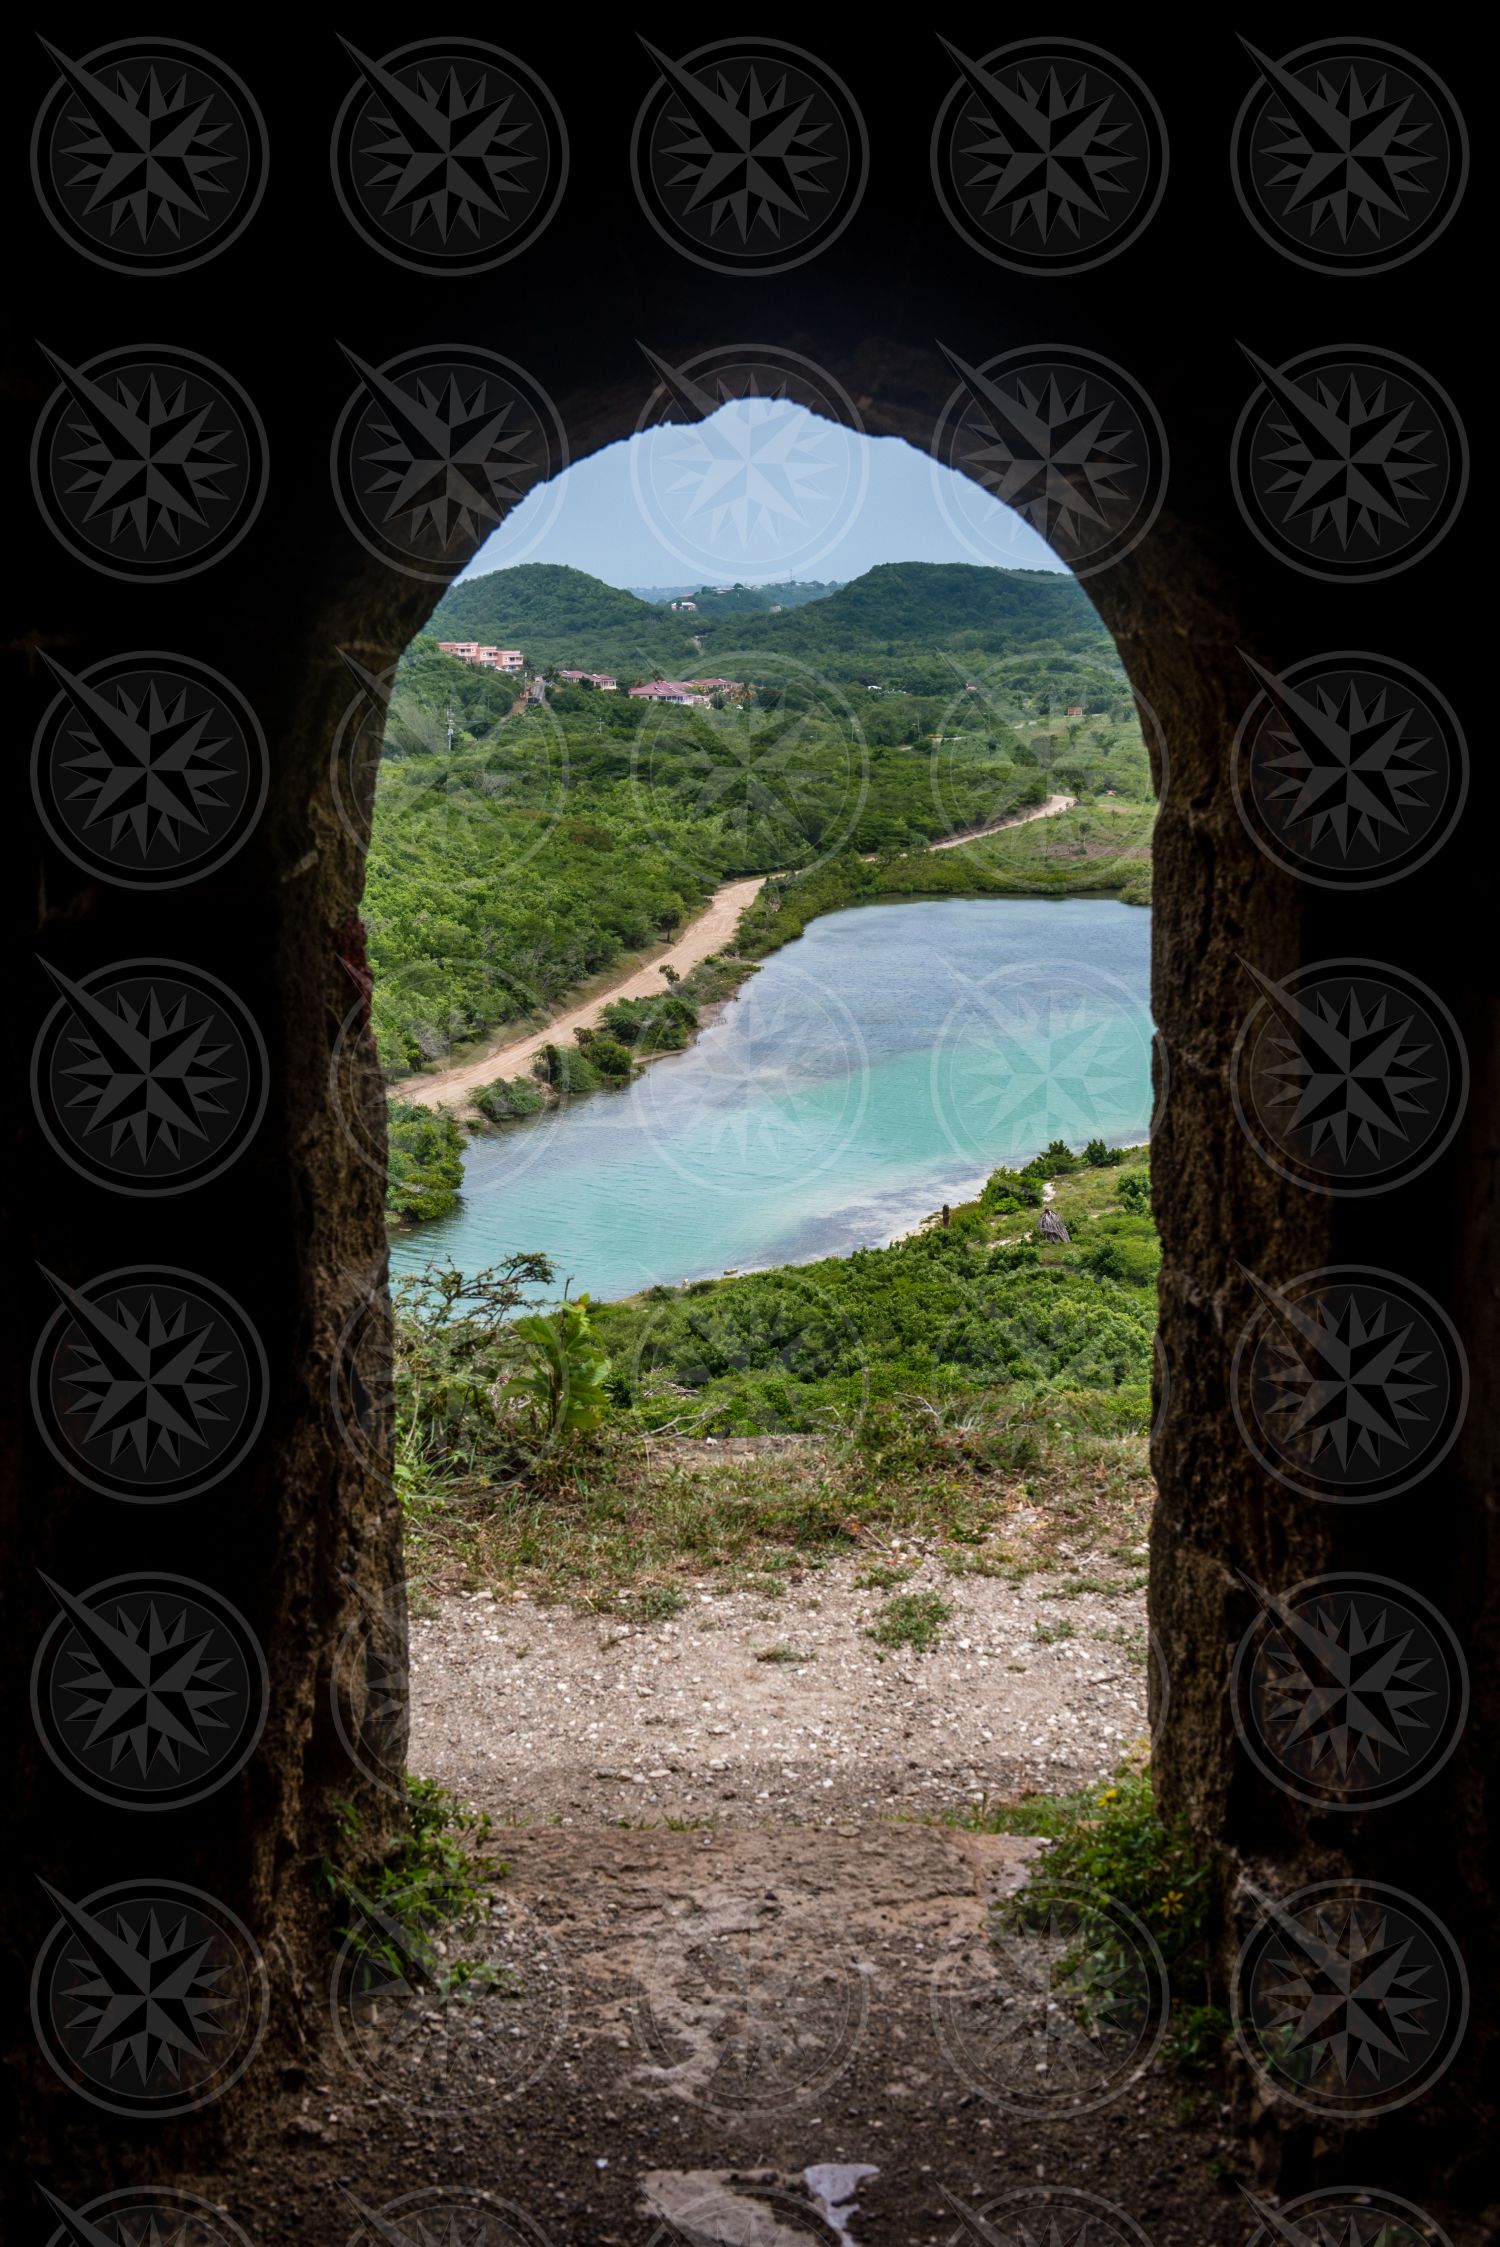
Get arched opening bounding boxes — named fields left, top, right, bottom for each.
left=12, top=29, right=1490, bottom=2246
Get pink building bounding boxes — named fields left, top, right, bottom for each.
left=558, top=670, right=618, bottom=690
left=437, top=642, right=524, bottom=672
left=628, top=681, right=709, bottom=705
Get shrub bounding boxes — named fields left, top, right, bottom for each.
left=474, top=1075, right=547, bottom=1123
left=1118, top=1170, right=1151, bottom=1214
left=1084, top=1138, right=1123, bottom=1167
left=532, top=1042, right=601, bottom=1095
left=386, top=1103, right=464, bottom=1223
left=981, top=1166, right=1044, bottom=1212
left=576, top=1031, right=634, bottom=1079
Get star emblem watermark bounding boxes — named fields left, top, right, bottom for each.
left=1238, top=2183, right=1455, bottom=2247
left=340, top=2188, right=557, bottom=2247
left=933, top=345, right=1168, bottom=576
left=30, top=36, right=268, bottom=273
left=630, top=343, right=869, bottom=581
left=1230, top=958, right=1467, bottom=1194
left=1231, top=38, right=1468, bottom=273
left=1230, top=652, right=1466, bottom=889
left=940, top=2184, right=1155, bottom=2247
left=330, top=1872, right=571, bottom=2113
left=31, top=1570, right=268, bottom=1810
left=931, top=1881, right=1168, bottom=2116
left=629, top=960, right=871, bottom=1205
left=627, top=655, right=869, bottom=885
left=31, top=1264, right=269, bottom=1503
left=1232, top=1879, right=1468, bottom=2116
left=32, top=957, right=268, bottom=1194
left=1231, top=1265, right=1466, bottom=1504
left=930, top=37, right=1167, bottom=272
left=32, top=651, right=268, bottom=890
left=327, top=647, right=570, bottom=876
left=1232, top=343, right=1467, bottom=581
left=929, top=958, right=1161, bottom=1173
left=625, top=1268, right=871, bottom=1443
left=31, top=343, right=268, bottom=580
left=331, top=38, right=568, bottom=273
left=631, top=37, right=868, bottom=273
left=633, top=1894, right=870, bottom=2114
left=30, top=1877, right=269, bottom=2116
left=329, top=1581, right=412, bottom=1800
left=38, top=2182, right=257, bottom=2247
left=1231, top=1572, right=1468, bottom=1811
left=331, top=343, right=565, bottom=580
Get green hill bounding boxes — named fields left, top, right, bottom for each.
left=428, top=564, right=695, bottom=671
left=428, top=560, right=1119, bottom=700
left=629, top=579, right=844, bottom=617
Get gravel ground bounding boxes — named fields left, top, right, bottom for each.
left=410, top=1547, right=1153, bottom=1827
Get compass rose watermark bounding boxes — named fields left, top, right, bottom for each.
left=1230, top=652, right=1467, bottom=889
left=341, top=2188, right=557, bottom=2247
left=929, top=956, right=1162, bottom=1175
left=1231, top=344, right=1467, bottom=581
left=1230, top=1571, right=1468, bottom=1812
left=1229, top=957, right=1467, bottom=1195
left=327, top=647, right=570, bottom=878
left=1231, top=38, right=1468, bottom=274
left=32, top=956, right=269, bottom=1196
left=623, top=1266, right=872, bottom=1445
left=32, top=343, right=269, bottom=581
left=331, top=38, right=568, bottom=273
left=31, top=1264, right=270, bottom=1504
left=32, top=651, right=268, bottom=891
left=630, top=37, right=868, bottom=274
left=31, top=1876, right=270, bottom=2116
left=930, top=1879, right=1170, bottom=2117
left=940, top=2184, right=1156, bottom=2247
left=629, top=341, right=870, bottom=581
left=329, top=1580, right=412, bottom=1801
left=31, top=36, right=269, bottom=274
left=31, top=1570, right=268, bottom=1811
left=632, top=1892, right=870, bottom=2115
left=38, top=2183, right=257, bottom=2247
left=628, top=957, right=871, bottom=1206
left=627, top=654, right=869, bottom=886
left=330, top=1872, right=571, bottom=2113
left=1238, top=2184, right=1454, bottom=2247
left=930, top=37, right=1168, bottom=273
left=1232, top=1878, right=1469, bottom=2116
left=1230, top=1264, right=1467, bottom=1505
left=933, top=345, right=1168, bottom=577
left=331, top=343, right=566, bottom=581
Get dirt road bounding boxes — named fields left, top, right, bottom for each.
left=397, top=793, right=1077, bottom=1112
left=401, top=873, right=767, bottom=1111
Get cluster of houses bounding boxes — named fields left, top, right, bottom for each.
left=437, top=641, right=747, bottom=707
left=626, top=676, right=744, bottom=706
left=436, top=642, right=524, bottom=672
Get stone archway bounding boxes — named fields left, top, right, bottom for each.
left=7, top=23, right=1490, bottom=2239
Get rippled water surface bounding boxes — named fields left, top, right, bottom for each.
left=390, top=898, right=1154, bottom=1300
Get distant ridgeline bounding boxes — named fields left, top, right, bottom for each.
left=626, top=579, right=844, bottom=615
left=372, top=560, right=1152, bottom=1116
left=425, top=560, right=1128, bottom=695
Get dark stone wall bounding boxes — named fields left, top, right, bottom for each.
left=3, top=13, right=1489, bottom=2228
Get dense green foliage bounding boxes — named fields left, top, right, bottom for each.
left=588, top=1149, right=1155, bottom=1438
left=629, top=578, right=844, bottom=617
left=961, top=1758, right=1224, bottom=2069
left=387, top=1103, right=465, bottom=1224
left=474, top=1076, right=547, bottom=1123
left=369, top=563, right=1151, bottom=1078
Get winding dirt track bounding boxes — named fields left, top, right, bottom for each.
left=398, top=793, right=1075, bottom=1112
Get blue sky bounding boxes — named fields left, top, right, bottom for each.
left=461, top=397, right=1066, bottom=590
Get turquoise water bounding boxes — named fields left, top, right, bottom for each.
left=390, top=898, right=1155, bottom=1301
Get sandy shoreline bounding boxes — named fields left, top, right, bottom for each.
left=393, top=794, right=1077, bottom=1116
